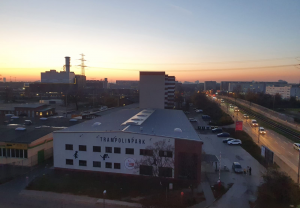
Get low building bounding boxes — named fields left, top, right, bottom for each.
left=0, top=116, right=82, bottom=166
left=266, top=85, right=291, bottom=99
left=0, top=104, right=55, bottom=118
left=53, top=107, right=203, bottom=183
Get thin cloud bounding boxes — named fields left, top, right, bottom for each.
left=169, top=4, right=193, bottom=16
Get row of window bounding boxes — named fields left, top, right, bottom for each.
left=66, top=159, right=121, bottom=169
left=140, top=165, right=172, bottom=177
left=65, top=144, right=173, bottom=157
left=0, top=148, right=28, bottom=158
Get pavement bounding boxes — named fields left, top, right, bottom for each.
left=186, top=108, right=264, bottom=208
left=218, top=100, right=299, bottom=181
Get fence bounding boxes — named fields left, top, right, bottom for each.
left=0, top=147, right=53, bottom=184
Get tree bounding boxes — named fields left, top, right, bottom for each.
left=134, top=140, right=174, bottom=177
left=257, top=169, right=300, bottom=208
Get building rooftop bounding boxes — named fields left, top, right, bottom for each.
left=0, top=103, right=46, bottom=111
left=57, top=107, right=201, bottom=141
left=0, top=116, right=84, bottom=144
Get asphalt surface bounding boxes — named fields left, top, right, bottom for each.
left=217, top=99, right=300, bottom=177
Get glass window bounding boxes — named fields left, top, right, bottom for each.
left=114, top=163, right=121, bottom=169
left=11, top=149, right=15, bottom=157
left=7, top=149, right=10, bottom=157
left=93, top=161, right=101, bottom=167
left=140, top=165, right=153, bottom=176
left=140, top=149, right=153, bottom=156
left=20, top=149, right=23, bottom=158
left=93, top=146, right=101, bottom=152
left=79, top=145, right=86, bottom=151
left=105, top=162, right=112, bottom=168
left=16, top=149, right=20, bottom=158
left=125, top=148, right=134, bottom=155
left=65, top=144, right=73, bottom=150
left=79, top=160, right=87, bottom=166
left=105, top=147, right=112, bottom=153
left=0, top=148, right=2, bottom=157
left=114, top=147, right=121, bottom=154
left=66, top=159, right=73, bottom=165
left=159, top=167, right=173, bottom=177
left=24, top=150, right=28, bottom=158
left=159, top=150, right=173, bottom=158
left=2, top=148, right=5, bottom=157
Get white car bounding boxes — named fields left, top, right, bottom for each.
left=259, top=127, right=266, bottom=134
left=227, top=139, right=242, bottom=145
left=189, top=118, right=197, bottom=122
left=293, top=143, right=300, bottom=150
left=195, top=109, right=203, bottom=113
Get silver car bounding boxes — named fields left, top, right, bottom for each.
left=232, top=162, right=243, bottom=173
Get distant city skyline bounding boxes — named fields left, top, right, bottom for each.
left=0, top=0, right=299, bottom=82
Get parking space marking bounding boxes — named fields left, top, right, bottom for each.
left=281, top=146, right=286, bottom=149
left=288, top=152, right=293, bottom=156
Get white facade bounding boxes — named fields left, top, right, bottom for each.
left=266, top=85, right=291, bottom=99
left=54, top=132, right=175, bottom=177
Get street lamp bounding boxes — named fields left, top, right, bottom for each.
left=103, top=190, right=106, bottom=208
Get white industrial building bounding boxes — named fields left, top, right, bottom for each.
left=266, top=85, right=291, bottom=99
left=53, top=106, right=203, bottom=183
left=41, top=57, right=75, bottom=83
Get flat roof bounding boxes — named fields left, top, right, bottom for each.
left=0, top=103, right=46, bottom=111
left=57, top=106, right=201, bottom=141
left=0, top=116, right=84, bottom=144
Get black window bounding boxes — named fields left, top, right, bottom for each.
left=140, top=149, right=153, bottom=156
left=0, top=148, right=2, bottom=156
left=126, top=148, right=134, bottom=155
left=159, top=150, right=173, bottom=158
left=114, top=163, right=121, bottom=169
left=66, top=159, right=73, bottom=165
left=16, top=149, right=20, bottom=158
left=65, top=144, right=73, bottom=150
left=105, top=162, right=112, bottom=168
left=7, top=149, right=10, bottom=157
left=159, top=167, right=173, bottom=177
left=79, top=145, right=86, bottom=151
left=79, top=160, right=87, bottom=166
left=140, top=165, right=153, bottom=176
left=24, top=149, right=27, bottom=158
left=2, top=148, right=5, bottom=157
left=105, top=147, right=112, bottom=153
left=114, top=147, right=121, bottom=154
left=20, top=149, right=23, bottom=158
left=93, top=146, right=101, bottom=152
left=93, top=161, right=101, bottom=167
left=11, top=149, right=15, bottom=157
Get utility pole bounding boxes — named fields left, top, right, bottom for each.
left=78, top=54, right=87, bottom=76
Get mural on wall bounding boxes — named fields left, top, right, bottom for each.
left=134, top=140, right=174, bottom=177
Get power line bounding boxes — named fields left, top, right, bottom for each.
left=95, top=57, right=300, bottom=65
left=88, top=64, right=297, bottom=73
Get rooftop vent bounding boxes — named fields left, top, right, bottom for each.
left=92, top=122, right=101, bottom=126
left=174, top=128, right=182, bottom=133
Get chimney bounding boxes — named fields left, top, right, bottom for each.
left=65, top=57, right=70, bottom=73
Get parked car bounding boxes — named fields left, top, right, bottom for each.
left=259, top=127, right=266, bottom=134
left=227, top=139, right=242, bottom=145
left=202, top=115, right=211, bottom=120
left=24, top=120, right=32, bottom=125
left=223, top=138, right=234, bottom=143
left=232, top=162, right=243, bottom=173
left=184, top=111, right=190, bottom=114
left=217, top=132, right=230, bottom=137
left=195, top=109, right=203, bottom=113
left=243, top=114, right=249, bottom=118
left=212, top=128, right=223, bottom=133
left=293, top=143, right=300, bottom=150
left=189, top=118, right=197, bottom=122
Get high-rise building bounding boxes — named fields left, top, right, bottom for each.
left=3, top=77, right=6, bottom=83
left=139, top=71, right=175, bottom=109
left=204, top=81, right=217, bottom=91
left=266, top=85, right=291, bottom=99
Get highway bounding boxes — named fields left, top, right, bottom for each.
left=215, top=98, right=300, bottom=180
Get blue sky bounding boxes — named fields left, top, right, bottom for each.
left=0, top=0, right=299, bottom=82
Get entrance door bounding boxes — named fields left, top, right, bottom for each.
left=38, top=150, right=45, bottom=164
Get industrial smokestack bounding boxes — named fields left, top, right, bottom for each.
left=65, top=57, right=70, bottom=73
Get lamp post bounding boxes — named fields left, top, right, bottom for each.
left=103, top=190, right=106, bottom=208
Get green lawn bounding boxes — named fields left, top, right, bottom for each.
left=27, top=169, right=203, bottom=207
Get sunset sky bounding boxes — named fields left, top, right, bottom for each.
left=0, top=0, right=300, bottom=83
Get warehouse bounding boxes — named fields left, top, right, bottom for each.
left=53, top=107, right=203, bottom=183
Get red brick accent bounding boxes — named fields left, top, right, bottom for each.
left=174, top=139, right=203, bottom=184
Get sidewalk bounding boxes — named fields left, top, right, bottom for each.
left=20, top=190, right=142, bottom=208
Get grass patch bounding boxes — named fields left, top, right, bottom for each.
left=27, top=169, right=199, bottom=204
